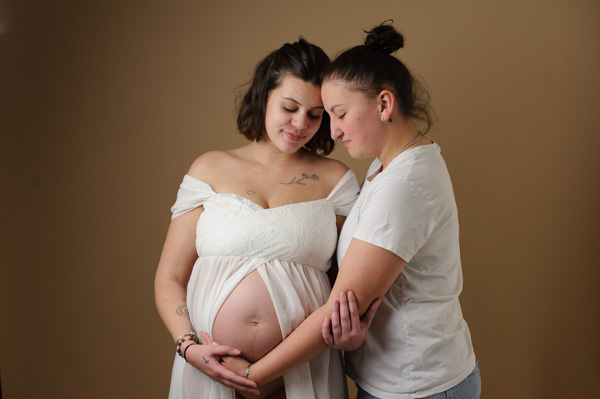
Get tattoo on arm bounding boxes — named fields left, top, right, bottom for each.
left=280, top=173, right=319, bottom=185
left=203, top=356, right=209, bottom=365
left=176, top=304, right=189, bottom=317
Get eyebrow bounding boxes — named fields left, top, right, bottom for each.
left=328, top=104, right=343, bottom=113
left=282, top=97, right=324, bottom=110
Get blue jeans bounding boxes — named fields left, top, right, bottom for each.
left=356, top=361, right=481, bottom=399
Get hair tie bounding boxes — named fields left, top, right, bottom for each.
left=183, top=343, right=196, bottom=362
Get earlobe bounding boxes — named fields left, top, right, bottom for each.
left=378, top=90, right=395, bottom=123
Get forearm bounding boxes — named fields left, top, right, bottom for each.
left=155, top=277, right=194, bottom=341
left=247, top=240, right=405, bottom=384
left=248, top=304, right=329, bottom=385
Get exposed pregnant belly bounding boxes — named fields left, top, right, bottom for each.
left=212, top=270, right=282, bottom=363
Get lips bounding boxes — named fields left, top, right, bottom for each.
left=282, top=130, right=305, bottom=142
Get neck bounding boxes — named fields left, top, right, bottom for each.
left=248, top=140, right=305, bottom=167
left=378, top=120, right=422, bottom=169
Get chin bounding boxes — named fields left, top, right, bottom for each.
left=347, top=148, right=370, bottom=160
left=280, top=144, right=303, bottom=154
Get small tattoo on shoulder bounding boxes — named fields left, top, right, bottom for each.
left=246, top=190, right=256, bottom=195
left=280, top=173, right=319, bottom=185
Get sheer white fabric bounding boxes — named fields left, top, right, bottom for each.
left=168, top=170, right=359, bottom=399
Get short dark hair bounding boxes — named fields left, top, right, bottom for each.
left=236, top=39, right=334, bottom=155
left=325, top=22, right=433, bottom=133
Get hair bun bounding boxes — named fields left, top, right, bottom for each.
left=363, top=22, right=404, bottom=54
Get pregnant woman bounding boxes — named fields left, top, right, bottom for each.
left=154, top=38, right=358, bottom=399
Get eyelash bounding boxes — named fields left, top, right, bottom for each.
left=337, top=113, right=346, bottom=120
left=283, top=107, right=322, bottom=120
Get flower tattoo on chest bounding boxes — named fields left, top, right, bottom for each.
left=280, top=173, right=319, bottom=185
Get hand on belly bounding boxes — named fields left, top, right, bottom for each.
left=212, top=270, right=283, bottom=362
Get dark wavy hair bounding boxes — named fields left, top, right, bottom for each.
left=324, top=21, right=433, bottom=133
left=236, top=38, right=334, bottom=155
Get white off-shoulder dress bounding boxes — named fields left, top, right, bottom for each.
left=168, top=169, right=359, bottom=399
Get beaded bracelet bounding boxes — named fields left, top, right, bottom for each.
left=175, top=332, right=200, bottom=357
left=176, top=332, right=200, bottom=346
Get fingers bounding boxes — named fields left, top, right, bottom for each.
left=360, top=296, right=382, bottom=330
left=199, top=331, right=212, bottom=345
left=211, top=344, right=241, bottom=356
left=338, top=291, right=351, bottom=334
left=326, top=292, right=359, bottom=350
left=325, top=292, right=381, bottom=352
left=347, top=291, right=361, bottom=329
left=187, top=346, right=259, bottom=393
left=198, top=331, right=241, bottom=356
left=212, top=367, right=260, bottom=394
left=328, top=291, right=381, bottom=351
left=322, top=316, right=334, bottom=345
left=330, top=298, right=341, bottom=340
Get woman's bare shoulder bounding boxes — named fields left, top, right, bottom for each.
left=312, top=154, right=350, bottom=178
left=323, top=156, right=350, bottom=174
left=187, top=150, right=240, bottom=180
left=302, top=153, right=351, bottom=190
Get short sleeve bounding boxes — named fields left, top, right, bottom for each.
left=170, top=175, right=215, bottom=219
left=327, top=169, right=360, bottom=216
left=353, top=177, right=434, bottom=263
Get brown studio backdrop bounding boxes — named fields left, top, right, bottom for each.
left=1, top=1, right=599, bottom=398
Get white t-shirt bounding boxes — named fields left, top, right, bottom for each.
left=337, top=143, right=476, bottom=398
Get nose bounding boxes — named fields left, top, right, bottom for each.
left=292, top=113, right=309, bottom=130
left=330, top=119, right=342, bottom=140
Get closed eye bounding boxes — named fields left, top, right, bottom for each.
left=285, top=107, right=322, bottom=121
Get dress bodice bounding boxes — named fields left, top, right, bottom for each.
left=171, top=169, right=360, bottom=270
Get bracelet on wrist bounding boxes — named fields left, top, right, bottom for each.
left=244, top=362, right=253, bottom=379
left=175, top=332, right=200, bottom=357
left=183, top=343, right=196, bottom=362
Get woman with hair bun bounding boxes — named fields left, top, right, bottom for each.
left=155, top=38, right=357, bottom=399
left=222, top=22, right=481, bottom=399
